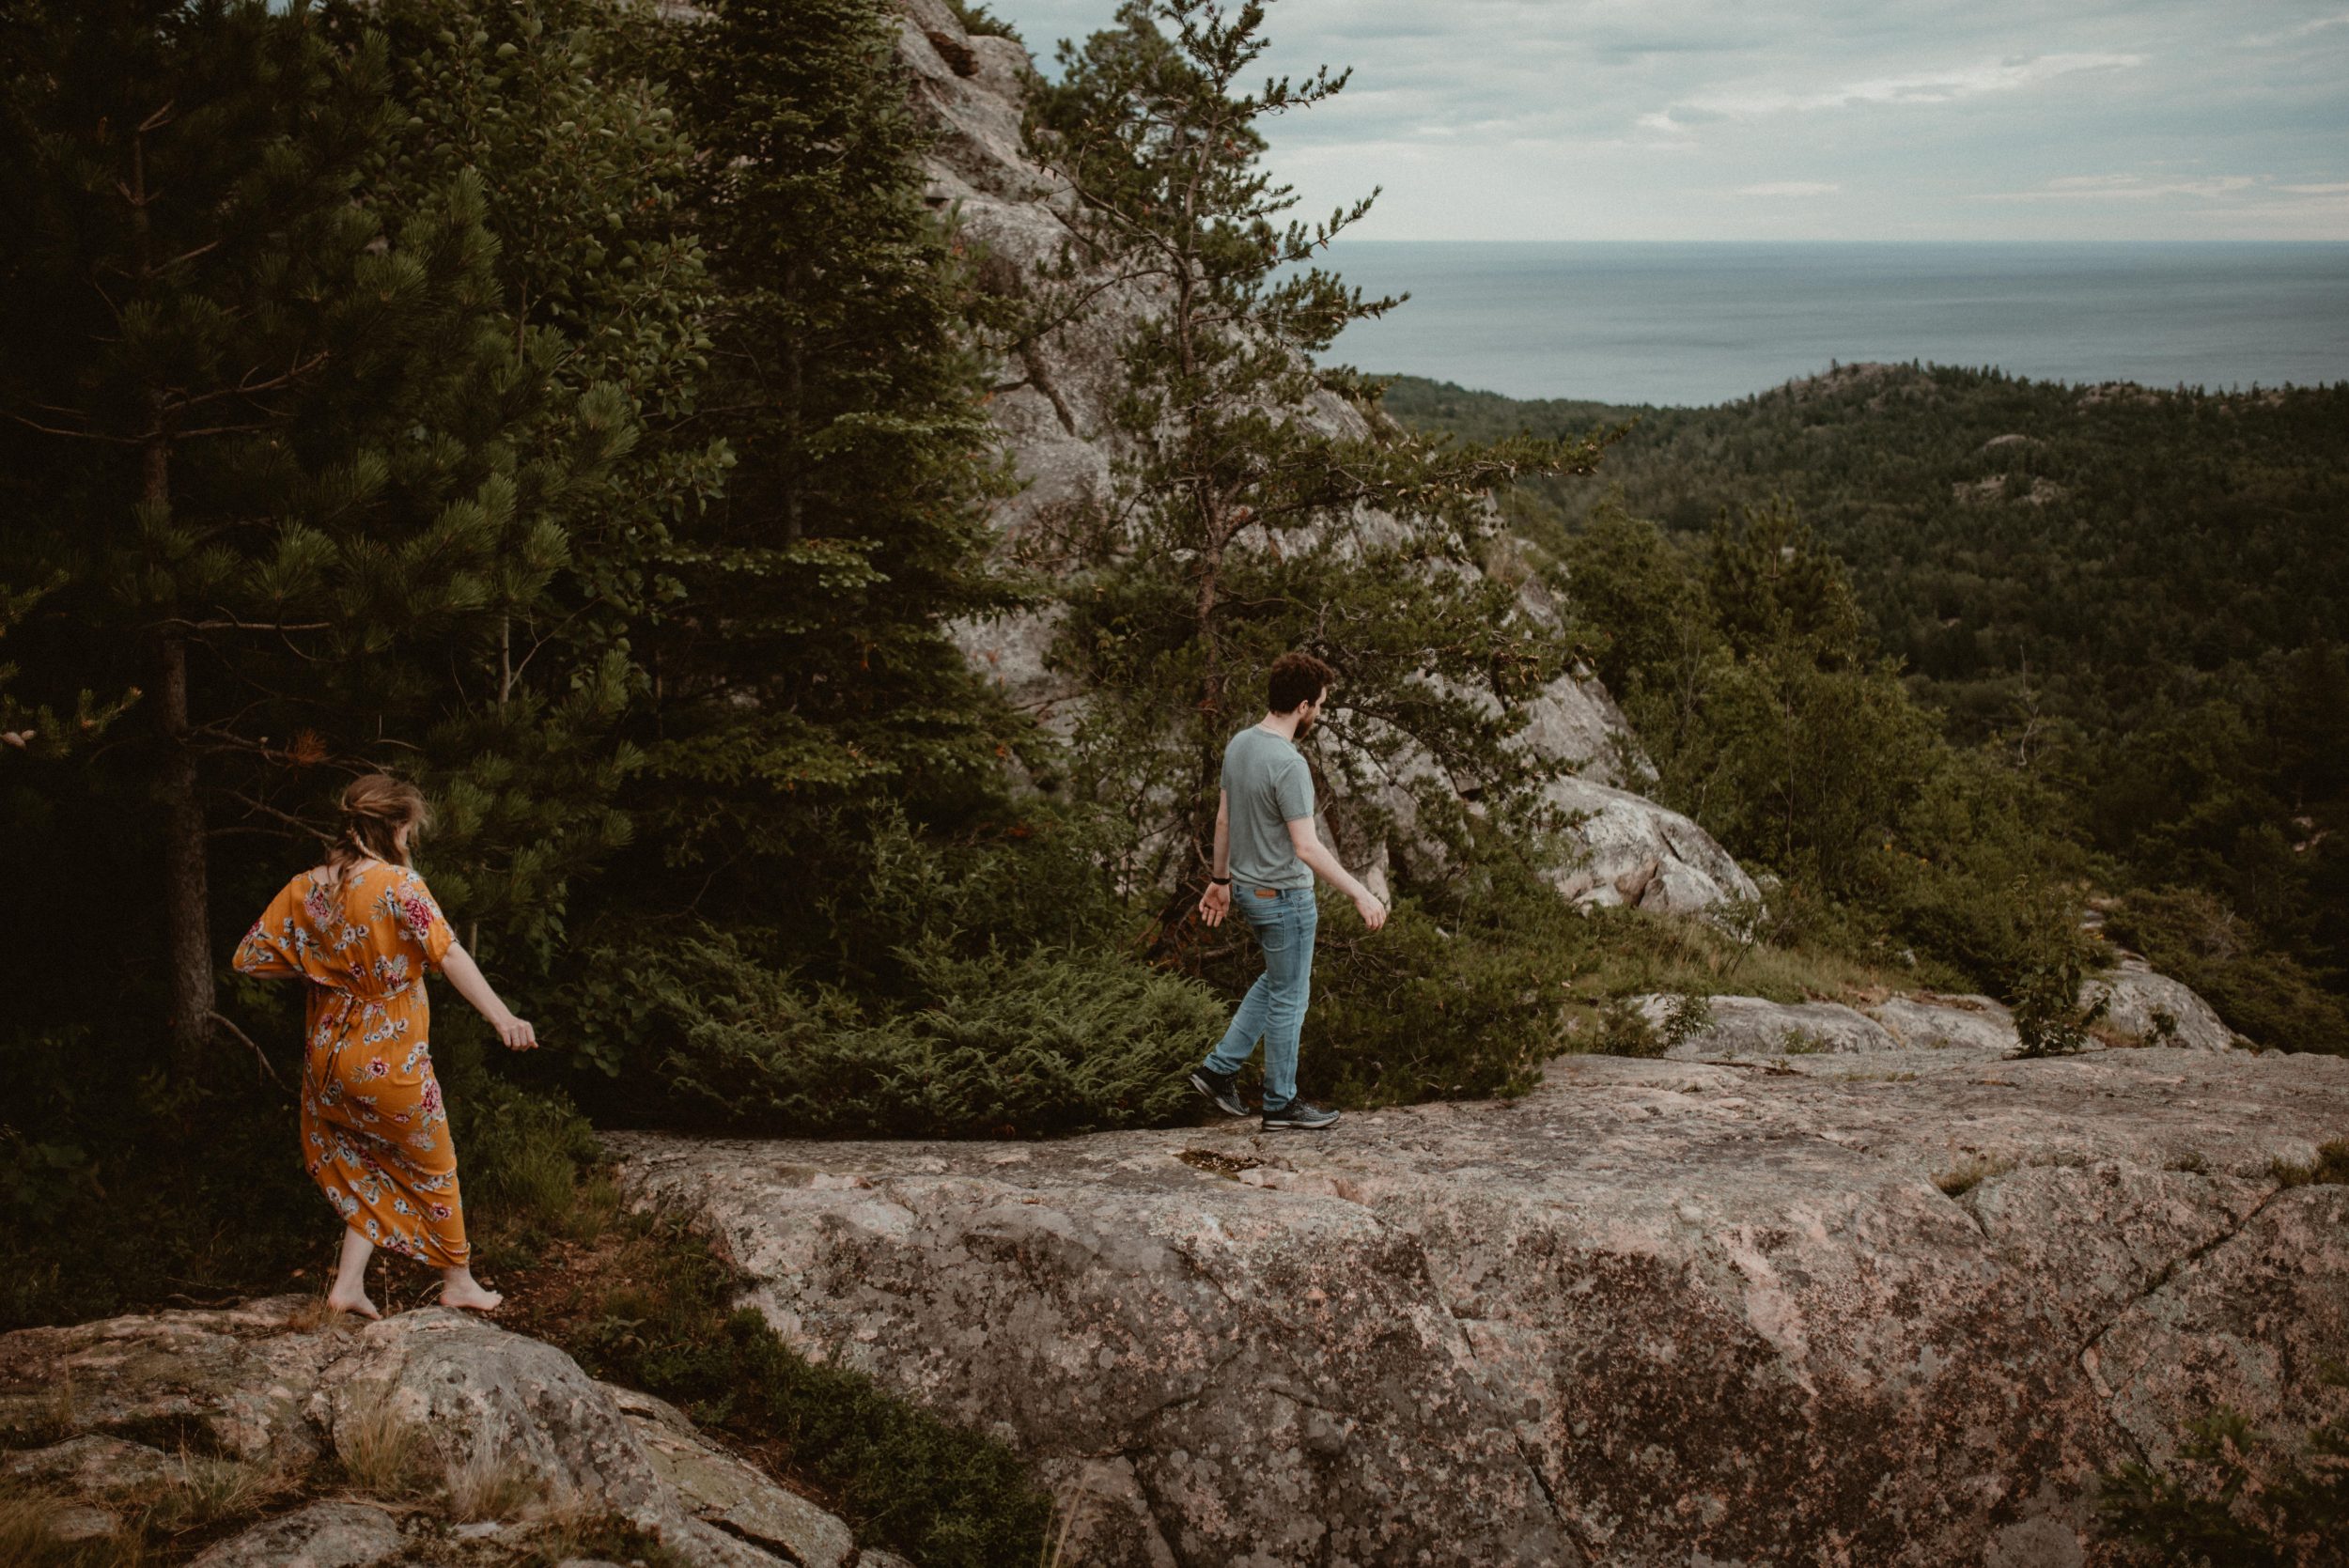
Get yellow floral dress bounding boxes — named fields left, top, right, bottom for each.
left=233, top=860, right=468, bottom=1266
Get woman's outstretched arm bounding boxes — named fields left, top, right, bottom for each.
left=439, top=941, right=537, bottom=1050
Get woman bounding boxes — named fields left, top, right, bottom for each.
left=233, top=774, right=537, bottom=1317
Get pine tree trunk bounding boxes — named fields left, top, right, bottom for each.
left=158, top=629, right=214, bottom=1083
left=783, top=262, right=804, bottom=543
left=147, top=428, right=212, bottom=1078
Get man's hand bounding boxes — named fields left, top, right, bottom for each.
left=1199, top=881, right=1232, bottom=927
left=1351, top=890, right=1388, bottom=932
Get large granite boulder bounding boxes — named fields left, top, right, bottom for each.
left=0, top=1298, right=890, bottom=1568
left=1629, top=992, right=1901, bottom=1057
left=613, top=1046, right=2349, bottom=1566
left=1867, top=991, right=2024, bottom=1053
left=2083, top=952, right=2241, bottom=1051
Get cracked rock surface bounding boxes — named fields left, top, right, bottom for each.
left=0, top=1297, right=896, bottom=1567
left=613, top=1046, right=2349, bottom=1566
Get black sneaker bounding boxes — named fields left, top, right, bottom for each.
left=1261, top=1097, right=1340, bottom=1131
left=1190, top=1065, right=1251, bottom=1118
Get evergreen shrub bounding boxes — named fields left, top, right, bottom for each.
left=1299, top=899, right=1555, bottom=1105
left=575, top=928, right=1223, bottom=1138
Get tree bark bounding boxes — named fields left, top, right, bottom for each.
left=148, top=418, right=212, bottom=1078
left=160, top=617, right=214, bottom=1079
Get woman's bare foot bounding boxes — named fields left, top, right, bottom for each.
left=440, top=1271, right=504, bottom=1312
left=325, top=1285, right=381, bottom=1321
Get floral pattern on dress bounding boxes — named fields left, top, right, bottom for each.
left=234, top=861, right=468, bottom=1266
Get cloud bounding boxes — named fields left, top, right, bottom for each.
left=1676, top=52, right=2146, bottom=117
left=2281, top=180, right=2349, bottom=193
left=1988, top=174, right=2265, bottom=201
left=1737, top=181, right=1841, bottom=196
left=2242, top=10, right=2349, bottom=47
left=997, top=0, right=2349, bottom=241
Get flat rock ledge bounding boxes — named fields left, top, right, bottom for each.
left=0, top=1297, right=893, bottom=1568
left=613, top=1047, right=2349, bottom=1567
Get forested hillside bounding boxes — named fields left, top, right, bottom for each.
left=1386, top=366, right=2349, bottom=1050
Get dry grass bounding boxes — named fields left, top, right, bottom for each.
left=2, top=1376, right=79, bottom=1450
left=1933, top=1153, right=2015, bottom=1197
left=0, top=1487, right=136, bottom=1568
left=1037, top=1480, right=1092, bottom=1567
left=134, top=1452, right=283, bottom=1540
left=2270, top=1139, right=2349, bottom=1189
left=335, top=1384, right=430, bottom=1498
left=529, top=1509, right=694, bottom=1568
left=442, top=1447, right=547, bottom=1523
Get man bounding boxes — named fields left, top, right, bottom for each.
left=1190, top=651, right=1388, bottom=1131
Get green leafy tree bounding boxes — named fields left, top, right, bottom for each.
left=1027, top=0, right=1610, bottom=906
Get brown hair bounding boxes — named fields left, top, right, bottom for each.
left=1266, top=651, right=1336, bottom=716
left=323, top=773, right=430, bottom=888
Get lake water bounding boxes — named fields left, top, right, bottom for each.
left=1315, top=241, right=2349, bottom=407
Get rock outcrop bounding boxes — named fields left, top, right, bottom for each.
left=1629, top=992, right=1901, bottom=1057
left=1632, top=977, right=2241, bottom=1060
left=890, top=0, right=1754, bottom=916
left=0, top=1298, right=894, bottom=1568
left=614, top=1044, right=2349, bottom=1566
left=2085, top=951, right=2241, bottom=1051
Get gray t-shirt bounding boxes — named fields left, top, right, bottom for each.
left=1221, top=725, right=1315, bottom=891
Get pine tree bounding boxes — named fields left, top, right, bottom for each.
left=0, top=0, right=606, bottom=1073
left=1027, top=0, right=1610, bottom=905
left=628, top=0, right=1016, bottom=915
left=344, top=0, right=725, bottom=969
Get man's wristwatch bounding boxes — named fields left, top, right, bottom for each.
left=1210, top=876, right=1231, bottom=885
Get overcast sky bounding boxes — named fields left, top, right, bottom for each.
left=990, top=0, right=2349, bottom=241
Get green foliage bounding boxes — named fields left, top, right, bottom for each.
left=1389, top=367, right=2349, bottom=1048
left=1551, top=493, right=2097, bottom=1002
left=2009, top=947, right=2110, bottom=1058
left=0, top=577, right=138, bottom=761
left=0, top=0, right=667, bottom=1073
left=1026, top=0, right=1610, bottom=896
left=630, top=0, right=1016, bottom=883
left=2108, top=887, right=2349, bottom=1056
left=943, top=0, right=1023, bottom=41
left=1587, top=992, right=1713, bottom=1059
left=2097, top=1373, right=2349, bottom=1568
left=577, top=926, right=1223, bottom=1138
left=1188, top=882, right=1562, bottom=1106
left=343, top=0, right=726, bottom=974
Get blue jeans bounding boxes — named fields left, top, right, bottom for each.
left=1203, top=886, right=1317, bottom=1107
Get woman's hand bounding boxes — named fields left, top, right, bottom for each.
left=492, top=1012, right=538, bottom=1051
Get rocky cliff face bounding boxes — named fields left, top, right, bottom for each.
left=612, top=1034, right=2349, bottom=1567
left=889, top=0, right=1756, bottom=916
